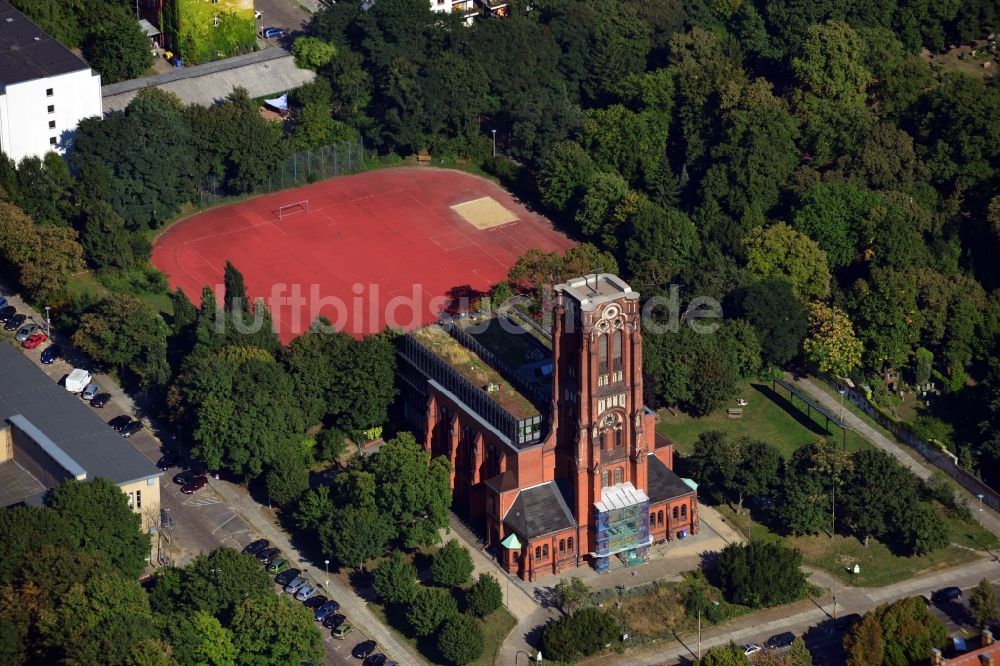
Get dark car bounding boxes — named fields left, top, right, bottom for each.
left=256, top=547, right=280, bottom=564
left=932, top=586, right=963, bottom=603
left=352, top=640, right=377, bottom=659
left=4, top=313, right=26, bottom=331
left=109, top=415, right=132, bottom=431
left=40, top=345, right=61, bottom=364
left=0, top=305, right=15, bottom=322
left=90, top=392, right=112, bottom=408
left=156, top=451, right=178, bottom=470
left=180, top=475, right=208, bottom=494
left=304, top=594, right=328, bottom=610
left=314, top=600, right=340, bottom=622
left=765, top=632, right=796, bottom=650
left=173, top=470, right=195, bottom=485
left=363, top=655, right=386, bottom=666
left=121, top=420, right=144, bottom=438
left=323, top=612, right=346, bottom=629
left=275, top=568, right=301, bottom=586
left=243, top=539, right=270, bottom=555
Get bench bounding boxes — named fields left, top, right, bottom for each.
left=416, top=151, right=432, bottom=164
left=727, top=408, right=743, bottom=418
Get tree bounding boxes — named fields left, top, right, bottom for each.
left=849, top=597, right=946, bottom=666
left=46, top=478, right=149, bottom=579
left=536, top=141, right=595, bottom=214
left=624, top=201, right=700, bottom=288
left=844, top=613, right=883, bottom=666
left=406, top=587, right=459, bottom=637
left=743, top=223, right=831, bottom=300
left=698, top=643, right=751, bottom=666
left=848, top=268, right=922, bottom=371
left=223, top=260, right=249, bottom=313
left=80, top=201, right=135, bottom=269
left=315, top=428, right=347, bottom=462
left=465, top=573, right=502, bottom=618
left=169, top=611, right=237, bottom=666
left=788, top=636, right=813, bottom=665
left=914, top=347, right=933, bottom=386
left=802, top=302, right=863, bottom=379
left=228, top=593, right=324, bottom=666
left=714, top=541, right=807, bottom=608
left=740, top=279, right=808, bottom=367
left=0, top=201, right=84, bottom=302
left=264, top=456, right=309, bottom=507
left=320, top=506, right=394, bottom=570
left=574, top=171, right=630, bottom=248
left=899, top=502, right=948, bottom=556
left=82, top=6, right=152, bottom=84
left=153, top=548, right=273, bottom=620
left=969, top=578, right=1000, bottom=628
left=14, top=153, right=73, bottom=226
left=541, top=607, right=620, bottom=662
left=372, top=554, right=418, bottom=605
left=292, top=36, right=337, bottom=70
left=72, top=294, right=170, bottom=388
left=792, top=183, right=882, bottom=269
left=292, top=486, right=334, bottom=532
left=437, top=614, right=484, bottom=666
left=553, top=576, right=591, bottom=616
left=431, top=539, right=475, bottom=588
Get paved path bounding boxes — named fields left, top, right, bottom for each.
left=785, top=374, right=1000, bottom=540
left=210, top=479, right=427, bottom=665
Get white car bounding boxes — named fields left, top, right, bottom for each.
left=284, top=577, right=308, bottom=594
left=295, top=585, right=317, bottom=602
left=81, top=382, right=100, bottom=401
left=742, top=643, right=763, bottom=656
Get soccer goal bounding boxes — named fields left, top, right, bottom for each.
left=274, top=199, right=309, bottom=220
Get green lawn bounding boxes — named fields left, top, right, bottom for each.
left=657, top=382, right=870, bottom=458
left=717, top=504, right=999, bottom=588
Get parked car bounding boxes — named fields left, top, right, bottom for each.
left=262, top=26, right=286, bottom=39
left=40, top=345, right=61, bottom=364
left=156, top=451, right=178, bottom=470
left=268, top=559, right=290, bottom=574
left=121, top=420, right=143, bottom=438
left=0, top=305, right=16, bottom=322
left=65, top=368, right=92, bottom=393
left=323, top=612, right=346, bottom=629
left=109, top=415, right=132, bottom=431
left=81, top=383, right=100, bottom=401
left=4, top=313, right=26, bottom=331
left=304, top=594, right=328, bottom=610
left=243, top=539, right=270, bottom=555
left=314, top=600, right=340, bottom=622
left=742, top=643, right=763, bottom=656
left=22, top=332, right=47, bottom=349
left=275, top=568, right=300, bottom=586
left=295, top=585, right=318, bottom=602
left=180, top=475, right=208, bottom=494
left=0, top=296, right=6, bottom=310
left=363, top=655, right=387, bottom=666
left=90, top=392, right=111, bottom=408
left=932, top=586, right=963, bottom=603
left=256, top=547, right=280, bottom=565
left=15, top=323, right=39, bottom=342
left=173, top=470, right=195, bottom=485
left=284, top=577, right=308, bottom=594
left=352, top=640, right=377, bottom=659
left=332, top=622, right=353, bottom=640
left=765, top=632, right=796, bottom=650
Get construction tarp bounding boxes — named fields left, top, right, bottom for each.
left=264, top=93, right=288, bottom=111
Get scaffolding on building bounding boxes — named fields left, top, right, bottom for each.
left=592, top=482, right=651, bottom=573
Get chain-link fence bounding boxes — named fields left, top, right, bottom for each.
left=196, top=137, right=367, bottom=209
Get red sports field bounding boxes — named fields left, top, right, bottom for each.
left=152, top=168, right=575, bottom=341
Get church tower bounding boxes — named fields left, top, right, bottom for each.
left=552, top=274, right=650, bottom=565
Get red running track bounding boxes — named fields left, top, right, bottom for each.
left=151, top=167, right=575, bottom=342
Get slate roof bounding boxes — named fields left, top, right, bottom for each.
left=0, top=1, right=91, bottom=87
left=646, top=453, right=695, bottom=504
left=0, top=344, right=161, bottom=487
left=503, top=481, right=576, bottom=540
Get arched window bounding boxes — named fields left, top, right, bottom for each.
left=649, top=512, right=656, bottom=526
left=601, top=471, right=610, bottom=488
left=681, top=504, right=687, bottom=518
left=614, top=467, right=624, bottom=485
left=672, top=506, right=679, bottom=520
left=567, top=537, right=574, bottom=553
left=598, top=333, right=608, bottom=373
left=535, top=546, right=541, bottom=560
left=614, top=427, right=623, bottom=449
left=658, top=510, right=664, bottom=525
left=542, top=544, right=549, bottom=560
left=612, top=329, right=623, bottom=370
left=559, top=539, right=565, bottom=555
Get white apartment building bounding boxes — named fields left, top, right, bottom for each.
left=0, top=0, right=103, bottom=163
left=429, top=0, right=480, bottom=24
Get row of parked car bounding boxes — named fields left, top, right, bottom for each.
left=241, top=540, right=396, bottom=665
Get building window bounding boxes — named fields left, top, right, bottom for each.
left=614, top=467, right=623, bottom=485
left=681, top=504, right=687, bottom=519
left=542, top=544, right=549, bottom=560
left=650, top=512, right=656, bottom=526
left=135, top=490, right=141, bottom=509
left=658, top=510, right=664, bottom=525
left=535, top=546, right=541, bottom=560
left=673, top=506, right=679, bottom=520
left=49, top=137, right=57, bottom=145
left=567, top=537, right=574, bottom=553
left=127, top=492, right=134, bottom=509
left=559, top=539, right=565, bottom=555
left=601, top=470, right=609, bottom=488
left=47, top=105, right=54, bottom=113
left=612, top=330, right=623, bottom=369
left=48, top=120, right=55, bottom=129
left=614, top=427, right=622, bottom=449
left=46, top=88, right=53, bottom=97
left=598, top=398, right=606, bottom=414
left=598, top=333, right=608, bottom=373
left=512, top=551, right=519, bottom=562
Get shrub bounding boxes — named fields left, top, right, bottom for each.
left=437, top=614, right=484, bottom=665
left=406, top=587, right=458, bottom=637
left=264, top=457, right=309, bottom=506
left=541, top=606, right=619, bottom=662
left=465, top=573, right=502, bottom=617
left=714, top=541, right=806, bottom=608
left=698, top=642, right=750, bottom=665
left=431, top=539, right=474, bottom=588
left=372, top=554, right=417, bottom=605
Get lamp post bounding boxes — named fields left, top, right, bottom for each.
left=44, top=306, right=51, bottom=337
left=491, top=129, right=497, bottom=158
left=324, top=559, right=329, bottom=588
left=978, top=494, right=984, bottom=526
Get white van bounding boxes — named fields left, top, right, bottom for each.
left=65, top=369, right=92, bottom=393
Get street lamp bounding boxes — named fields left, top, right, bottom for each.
left=978, top=494, right=985, bottom=526
left=324, top=559, right=329, bottom=588
left=44, top=306, right=51, bottom=337
left=491, top=129, right=497, bottom=158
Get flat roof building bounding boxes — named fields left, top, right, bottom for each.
left=0, top=0, right=102, bottom=161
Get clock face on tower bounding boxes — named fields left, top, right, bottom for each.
left=602, top=414, right=616, bottom=428
left=602, top=304, right=621, bottom=320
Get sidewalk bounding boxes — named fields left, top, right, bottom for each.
left=210, top=478, right=427, bottom=665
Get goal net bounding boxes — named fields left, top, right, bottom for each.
left=275, top=200, right=309, bottom=220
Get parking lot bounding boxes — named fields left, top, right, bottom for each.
left=254, top=0, right=310, bottom=38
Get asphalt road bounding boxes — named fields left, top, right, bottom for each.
left=254, top=0, right=310, bottom=38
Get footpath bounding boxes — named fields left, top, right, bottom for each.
left=209, top=479, right=427, bottom=666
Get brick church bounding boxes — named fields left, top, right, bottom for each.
left=399, top=274, right=698, bottom=580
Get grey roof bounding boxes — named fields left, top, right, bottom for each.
left=503, top=481, right=576, bottom=540
left=0, top=344, right=161, bottom=486
left=0, top=0, right=91, bottom=86
left=647, top=454, right=695, bottom=504
left=555, top=273, right=639, bottom=311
